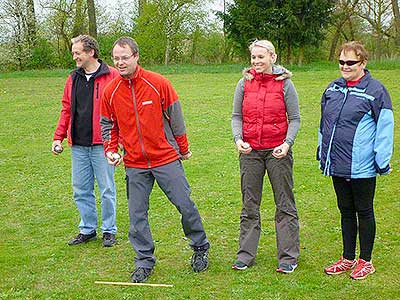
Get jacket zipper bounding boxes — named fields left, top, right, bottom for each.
left=96, top=83, right=99, bottom=99
left=324, top=87, right=348, bottom=176
left=129, top=80, right=151, bottom=168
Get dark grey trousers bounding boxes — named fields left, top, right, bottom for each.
left=125, top=160, right=209, bottom=269
left=237, top=149, right=300, bottom=266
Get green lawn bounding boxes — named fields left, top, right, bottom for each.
left=0, top=64, right=399, bottom=300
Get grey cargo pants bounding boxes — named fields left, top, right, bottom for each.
left=125, top=160, right=209, bottom=269
left=237, top=149, right=300, bottom=266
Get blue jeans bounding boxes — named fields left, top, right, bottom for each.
left=71, top=145, right=117, bottom=235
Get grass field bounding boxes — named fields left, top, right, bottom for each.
left=0, top=63, right=399, bottom=300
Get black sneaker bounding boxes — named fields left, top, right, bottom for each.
left=102, top=233, right=116, bottom=247
left=191, top=249, right=209, bottom=272
left=68, top=232, right=97, bottom=245
left=131, top=267, right=153, bottom=283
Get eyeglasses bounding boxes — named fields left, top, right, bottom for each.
left=111, top=53, right=135, bottom=63
left=339, top=60, right=361, bottom=66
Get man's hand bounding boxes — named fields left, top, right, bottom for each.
left=236, top=139, right=252, bottom=154
left=106, top=151, right=122, bottom=166
left=52, top=140, right=63, bottom=155
left=181, top=151, right=192, bottom=160
left=272, top=142, right=290, bottom=159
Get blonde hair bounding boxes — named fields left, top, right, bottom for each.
left=249, top=40, right=276, bottom=54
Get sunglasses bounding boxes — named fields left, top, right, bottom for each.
left=339, top=60, right=361, bottom=66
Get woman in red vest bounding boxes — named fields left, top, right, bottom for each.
left=231, top=40, right=301, bottom=273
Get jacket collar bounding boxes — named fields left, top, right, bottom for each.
left=74, top=59, right=110, bottom=79
left=243, top=65, right=292, bottom=81
left=118, top=65, right=143, bottom=82
left=334, top=69, right=371, bottom=88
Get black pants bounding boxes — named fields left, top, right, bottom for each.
left=332, top=177, right=376, bottom=261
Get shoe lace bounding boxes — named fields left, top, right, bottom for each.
left=353, top=260, right=368, bottom=274
left=191, top=250, right=208, bottom=269
left=192, top=250, right=206, bottom=261
left=338, top=258, right=353, bottom=268
left=133, top=267, right=151, bottom=279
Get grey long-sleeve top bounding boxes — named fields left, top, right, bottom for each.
left=231, top=67, right=301, bottom=147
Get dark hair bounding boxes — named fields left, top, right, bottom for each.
left=112, top=37, right=139, bottom=55
left=338, top=41, right=368, bottom=62
left=71, top=35, right=100, bottom=58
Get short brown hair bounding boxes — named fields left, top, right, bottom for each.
left=113, top=37, right=139, bottom=55
left=338, top=41, right=368, bottom=62
left=71, top=35, right=99, bottom=58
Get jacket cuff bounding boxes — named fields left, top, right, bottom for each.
left=375, top=162, right=390, bottom=175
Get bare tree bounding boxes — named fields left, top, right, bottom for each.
left=41, top=0, right=75, bottom=55
left=329, top=0, right=360, bottom=60
left=357, top=0, right=393, bottom=60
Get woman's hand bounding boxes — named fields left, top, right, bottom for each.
left=272, top=142, right=290, bottom=159
left=236, top=139, right=252, bottom=154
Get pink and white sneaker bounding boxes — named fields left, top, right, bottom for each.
left=350, top=258, right=375, bottom=280
left=324, top=256, right=356, bottom=275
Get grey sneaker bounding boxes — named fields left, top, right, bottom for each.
left=68, top=232, right=96, bottom=245
left=276, top=263, right=298, bottom=273
left=191, top=249, right=209, bottom=272
left=131, top=267, right=153, bottom=283
left=102, top=233, right=116, bottom=247
left=232, top=260, right=248, bottom=270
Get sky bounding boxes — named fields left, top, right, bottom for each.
left=34, top=0, right=231, bottom=22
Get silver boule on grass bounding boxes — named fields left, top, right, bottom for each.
left=53, top=144, right=63, bottom=154
left=111, top=152, right=121, bottom=161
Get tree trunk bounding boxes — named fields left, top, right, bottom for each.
left=392, top=0, right=400, bottom=47
left=298, top=43, right=304, bottom=66
left=72, top=0, right=84, bottom=37
left=26, top=0, right=37, bottom=47
left=376, top=27, right=382, bottom=61
left=87, top=0, right=97, bottom=38
left=165, top=35, right=170, bottom=65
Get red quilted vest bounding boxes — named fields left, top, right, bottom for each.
left=242, top=71, right=288, bottom=150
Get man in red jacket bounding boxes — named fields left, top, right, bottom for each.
left=100, top=37, right=210, bottom=283
left=52, top=35, right=119, bottom=247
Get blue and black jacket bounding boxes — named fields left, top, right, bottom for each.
left=317, top=70, right=394, bottom=178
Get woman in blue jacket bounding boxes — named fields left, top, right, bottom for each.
left=318, top=41, right=394, bottom=280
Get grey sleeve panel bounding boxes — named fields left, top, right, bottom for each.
left=100, top=115, right=113, bottom=142
left=283, top=79, right=301, bottom=146
left=231, top=78, right=245, bottom=143
left=165, top=100, right=186, bottom=136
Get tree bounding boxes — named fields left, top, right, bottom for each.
left=391, top=0, right=400, bottom=48
left=358, top=0, right=393, bottom=60
left=138, top=0, right=147, bottom=16
left=26, top=0, right=37, bottom=47
left=0, top=0, right=39, bottom=69
left=328, top=0, right=361, bottom=60
left=72, top=0, right=84, bottom=37
left=135, top=0, right=209, bottom=65
left=286, top=0, right=334, bottom=65
left=221, top=0, right=333, bottom=64
left=41, top=0, right=76, bottom=66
